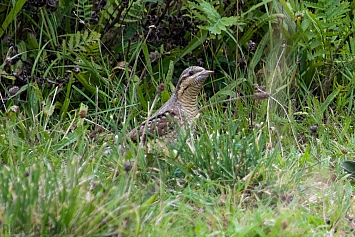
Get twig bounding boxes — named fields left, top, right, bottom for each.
left=198, top=94, right=255, bottom=113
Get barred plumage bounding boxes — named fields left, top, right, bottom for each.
left=129, top=66, right=213, bottom=143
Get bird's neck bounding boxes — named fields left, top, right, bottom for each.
left=176, top=87, right=200, bottom=120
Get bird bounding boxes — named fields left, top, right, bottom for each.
left=129, top=66, right=213, bottom=144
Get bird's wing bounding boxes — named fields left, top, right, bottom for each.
left=129, top=108, right=182, bottom=143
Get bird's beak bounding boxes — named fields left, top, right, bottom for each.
left=201, top=70, right=214, bottom=76
left=194, top=69, right=214, bottom=83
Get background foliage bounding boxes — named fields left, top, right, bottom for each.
left=1, top=0, right=355, bottom=236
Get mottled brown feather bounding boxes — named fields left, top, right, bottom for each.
left=128, top=66, right=213, bottom=144
left=129, top=109, right=181, bottom=143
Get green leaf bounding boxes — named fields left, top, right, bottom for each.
left=60, top=74, right=74, bottom=121
left=32, top=82, right=44, bottom=102
left=137, top=86, right=148, bottom=111
left=74, top=72, right=96, bottom=94
left=341, top=161, right=355, bottom=174
left=52, top=130, right=81, bottom=150
left=166, top=61, right=175, bottom=91
left=176, top=30, right=208, bottom=62
left=239, top=14, right=278, bottom=45
left=0, top=0, right=27, bottom=38
left=242, top=0, right=273, bottom=15
left=193, top=0, right=236, bottom=35
left=205, top=16, right=236, bottom=35
left=279, top=0, right=295, bottom=20
left=320, top=89, right=340, bottom=114
left=198, top=0, right=220, bottom=22
left=189, top=9, right=208, bottom=22
left=161, top=90, right=170, bottom=104
left=249, top=33, right=269, bottom=72
left=208, top=81, right=236, bottom=103
left=142, top=42, right=152, bottom=73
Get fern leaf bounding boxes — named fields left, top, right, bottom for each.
left=205, top=16, right=236, bottom=35
left=198, top=0, right=220, bottom=22
left=191, top=0, right=237, bottom=35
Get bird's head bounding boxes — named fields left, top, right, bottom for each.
left=175, top=66, right=213, bottom=101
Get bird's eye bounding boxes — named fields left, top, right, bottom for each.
left=189, top=71, right=194, bottom=76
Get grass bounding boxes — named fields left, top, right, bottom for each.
left=2, top=62, right=355, bottom=235
left=1, top=1, right=355, bottom=235
left=0, top=80, right=354, bottom=236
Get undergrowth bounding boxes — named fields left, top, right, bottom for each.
left=0, top=0, right=355, bottom=236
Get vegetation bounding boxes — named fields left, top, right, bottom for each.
left=1, top=0, right=355, bottom=235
